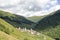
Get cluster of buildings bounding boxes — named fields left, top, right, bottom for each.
left=16, top=27, right=47, bottom=40
left=17, top=27, right=40, bottom=36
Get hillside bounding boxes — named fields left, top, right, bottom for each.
left=34, top=10, right=60, bottom=39
left=0, top=31, right=18, bottom=40
left=27, top=16, right=45, bottom=22
left=0, top=10, right=36, bottom=29
left=0, top=18, right=54, bottom=40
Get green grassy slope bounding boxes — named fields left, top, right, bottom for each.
left=0, top=31, right=18, bottom=40
left=0, top=18, right=54, bottom=40
left=0, top=10, right=36, bottom=29
left=27, top=16, right=45, bottom=22
left=34, top=10, right=60, bottom=39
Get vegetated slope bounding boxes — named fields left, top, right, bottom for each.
left=0, top=10, right=36, bottom=29
left=34, top=10, right=60, bottom=39
left=0, top=18, right=54, bottom=40
left=27, top=16, right=45, bottom=22
left=0, top=31, right=18, bottom=40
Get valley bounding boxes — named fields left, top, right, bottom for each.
left=0, top=10, right=55, bottom=40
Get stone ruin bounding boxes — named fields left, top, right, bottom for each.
left=17, top=27, right=40, bottom=36
left=17, top=27, right=47, bottom=40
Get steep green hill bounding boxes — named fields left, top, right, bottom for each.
left=27, top=16, right=45, bottom=22
left=0, top=31, right=18, bottom=40
left=34, top=10, right=60, bottom=39
left=0, top=10, right=36, bottom=29
left=0, top=18, right=54, bottom=40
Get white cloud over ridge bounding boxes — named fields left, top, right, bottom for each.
left=0, top=0, right=60, bottom=17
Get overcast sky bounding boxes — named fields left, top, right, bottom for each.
left=0, top=0, right=60, bottom=17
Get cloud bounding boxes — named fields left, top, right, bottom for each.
left=36, top=0, right=50, bottom=8
left=49, top=5, right=60, bottom=13
left=0, top=0, right=20, bottom=6
left=0, top=0, right=59, bottom=17
left=50, top=0, right=57, bottom=5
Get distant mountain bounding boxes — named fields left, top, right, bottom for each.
left=26, top=16, right=45, bottom=22
left=0, top=10, right=36, bottom=29
left=34, top=10, right=60, bottom=39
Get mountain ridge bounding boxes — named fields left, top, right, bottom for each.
left=34, top=10, right=60, bottom=39
left=0, top=10, right=36, bottom=29
left=0, top=10, right=54, bottom=40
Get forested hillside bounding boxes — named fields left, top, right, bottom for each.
left=34, top=10, right=60, bottom=39
left=0, top=10, right=36, bottom=29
